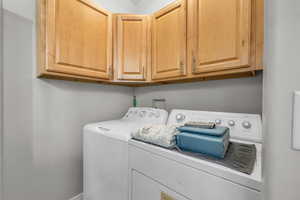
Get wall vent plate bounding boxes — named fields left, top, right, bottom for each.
left=161, top=192, right=176, bottom=200
left=293, top=91, right=300, bottom=150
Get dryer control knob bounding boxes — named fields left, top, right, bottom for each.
left=242, top=121, right=252, bottom=129
left=228, top=120, right=235, bottom=127
left=215, top=119, right=222, bottom=125
left=176, top=113, right=186, bottom=122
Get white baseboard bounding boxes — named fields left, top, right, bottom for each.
left=69, top=193, right=83, bottom=200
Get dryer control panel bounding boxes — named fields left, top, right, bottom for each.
left=168, top=110, right=262, bottom=143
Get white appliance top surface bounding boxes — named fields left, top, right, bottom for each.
left=167, top=109, right=263, bottom=143
left=84, top=107, right=168, bottom=141
left=129, top=139, right=262, bottom=191
left=129, top=109, right=263, bottom=190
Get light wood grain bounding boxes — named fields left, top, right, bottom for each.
left=252, top=0, right=264, bottom=70
left=115, top=14, right=149, bottom=81
left=151, top=0, right=187, bottom=80
left=190, top=0, right=251, bottom=74
left=37, top=0, right=264, bottom=86
left=39, top=0, right=113, bottom=79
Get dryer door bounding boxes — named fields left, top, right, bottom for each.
left=129, top=141, right=261, bottom=200
left=131, top=170, right=189, bottom=200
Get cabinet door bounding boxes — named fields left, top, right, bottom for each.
left=44, top=0, right=113, bottom=79
left=152, top=0, right=187, bottom=80
left=190, top=0, right=251, bottom=74
left=115, top=15, right=149, bottom=81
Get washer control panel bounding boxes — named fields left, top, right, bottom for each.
left=169, top=110, right=262, bottom=143
left=123, top=107, right=168, bottom=124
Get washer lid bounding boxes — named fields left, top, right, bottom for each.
left=84, top=107, right=169, bottom=142
left=84, top=119, right=165, bottom=141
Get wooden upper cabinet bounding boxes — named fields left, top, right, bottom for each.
left=189, top=0, right=252, bottom=74
left=114, top=15, right=149, bottom=81
left=151, top=0, right=187, bottom=80
left=37, top=0, right=262, bottom=85
left=39, top=0, right=113, bottom=79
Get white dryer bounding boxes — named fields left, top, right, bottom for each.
left=129, top=109, right=262, bottom=200
left=83, top=107, right=168, bottom=200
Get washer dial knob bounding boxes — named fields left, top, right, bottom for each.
left=148, top=112, right=155, bottom=118
left=176, top=113, right=186, bottom=122
left=155, top=112, right=160, bottom=118
left=228, top=120, right=235, bottom=127
left=139, top=111, right=146, bottom=118
left=242, top=121, right=252, bottom=129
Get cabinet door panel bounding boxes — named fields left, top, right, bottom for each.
left=152, top=0, right=187, bottom=80
left=191, top=0, right=251, bottom=74
left=46, top=0, right=112, bottom=79
left=116, top=15, right=148, bottom=80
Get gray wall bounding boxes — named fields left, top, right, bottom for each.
left=0, top=0, right=3, bottom=199
left=2, top=1, right=133, bottom=200
left=3, top=0, right=33, bottom=20
left=135, top=74, right=263, bottom=114
left=3, top=12, right=35, bottom=200
left=263, top=0, right=300, bottom=199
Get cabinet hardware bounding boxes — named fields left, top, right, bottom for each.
left=109, top=66, right=113, bottom=79
left=180, top=61, right=185, bottom=74
left=242, top=40, right=246, bottom=47
left=143, top=66, right=147, bottom=79
left=192, top=51, right=197, bottom=73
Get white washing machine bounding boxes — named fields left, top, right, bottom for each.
left=129, top=109, right=262, bottom=200
left=83, top=107, right=168, bottom=200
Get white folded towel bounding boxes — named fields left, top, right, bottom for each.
left=131, top=125, right=180, bottom=148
